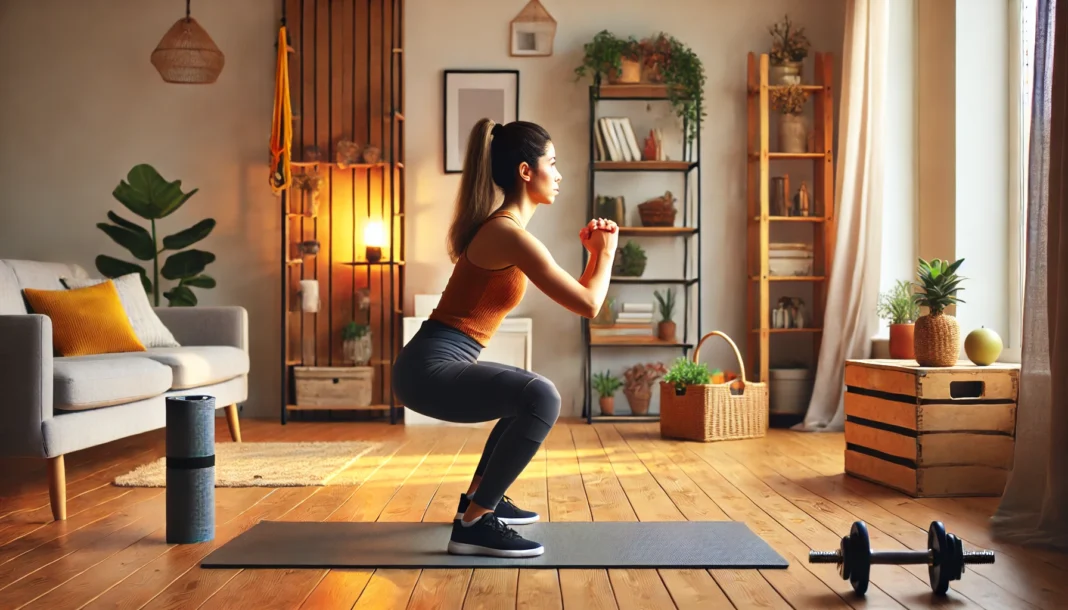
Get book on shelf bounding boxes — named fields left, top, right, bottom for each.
left=595, top=117, right=647, bottom=162
left=620, top=302, right=653, bottom=313
left=590, top=322, right=655, bottom=338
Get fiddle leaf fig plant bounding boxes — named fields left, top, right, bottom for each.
left=96, top=164, right=216, bottom=307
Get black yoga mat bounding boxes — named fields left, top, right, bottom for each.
left=200, top=520, right=789, bottom=569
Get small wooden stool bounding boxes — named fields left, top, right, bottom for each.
left=843, top=359, right=1020, bottom=497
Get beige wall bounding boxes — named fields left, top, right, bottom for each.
left=0, top=0, right=281, bottom=417
left=0, top=0, right=846, bottom=419
left=406, top=0, right=846, bottom=415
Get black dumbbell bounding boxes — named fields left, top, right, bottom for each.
left=808, top=521, right=995, bottom=595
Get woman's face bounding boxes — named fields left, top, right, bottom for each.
left=523, top=141, right=562, bottom=205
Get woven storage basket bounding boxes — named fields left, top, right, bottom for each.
left=659, top=331, right=769, bottom=442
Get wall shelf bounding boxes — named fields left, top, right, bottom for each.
left=745, top=51, right=837, bottom=383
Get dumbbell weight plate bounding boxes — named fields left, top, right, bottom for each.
left=848, top=521, right=871, bottom=595
left=929, top=521, right=952, bottom=595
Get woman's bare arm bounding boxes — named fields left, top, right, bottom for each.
left=509, top=228, right=614, bottom=318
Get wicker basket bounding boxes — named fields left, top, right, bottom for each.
left=659, top=331, right=769, bottom=442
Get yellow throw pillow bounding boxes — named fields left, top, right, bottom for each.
left=23, top=280, right=146, bottom=357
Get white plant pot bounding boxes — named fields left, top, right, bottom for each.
left=778, top=113, right=807, bottom=153
left=343, top=334, right=373, bottom=366
left=769, top=61, right=803, bottom=85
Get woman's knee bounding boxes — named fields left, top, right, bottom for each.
left=523, top=377, right=562, bottom=425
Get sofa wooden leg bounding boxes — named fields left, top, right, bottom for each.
left=225, top=404, right=242, bottom=442
left=48, top=455, right=66, bottom=521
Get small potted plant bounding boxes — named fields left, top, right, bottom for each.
left=591, top=370, right=623, bottom=415
left=640, top=32, right=671, bottom=83
left=341, top=321, right=372, bottom=365
left=574, top=30, right=641, bottom=85
left=293, top=171, right=324, bottom=217
left=770, top=84, right=809, bottom=153
left=654, top=288, right=676, bottom=342
left=768, top=14, right=810, bottom=85
left=622, top=362, right=667, bottom=415
left=662, top=356, right=711, bottom=395
left=912, top=258, right=966, bottom=367
left=877, top=279, right=920, bottom=359
left=613, top=241, right=647, bottom=277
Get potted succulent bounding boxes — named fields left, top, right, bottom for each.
left=623, top=362, right=667, bottom=415
left=877, top=279, right=920, bottom=360
left=574, top=30, right=642, bottom=84
left=613, top=240, right=647, bottom=277
left=654, top=288, right=676, bottom=342
left=770, top=84, right=809, bottom=153
left=912, top=258, right=966, bottom=367
left=342, top=321, right=372, bottom=366
left=768, top=14, right=811, bottom=85
left=591, top=370, right=623, bottom=415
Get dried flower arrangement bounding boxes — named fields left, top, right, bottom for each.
left=768, top=14, right=811, bottom=66
left=770, top=84, right=809, bottom=115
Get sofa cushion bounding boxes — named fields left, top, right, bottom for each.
left=140, top=346, right=249, bottom=389
left=54, top=355, right=172, bottom=411
left=24, top=281, right=148, bottom=357
left=3, top=259, right=89, bottom=290
left=62, top=273, right=181, bottom=348
left=0, top=261, right=26, bottom=315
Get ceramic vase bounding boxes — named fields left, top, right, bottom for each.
left=779, top=113, right=807, bottom=153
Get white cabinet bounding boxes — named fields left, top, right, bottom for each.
left=400, top=316, right=533, bottom=426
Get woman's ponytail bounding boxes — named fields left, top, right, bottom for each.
left=447, top=118, right=500, bottom=262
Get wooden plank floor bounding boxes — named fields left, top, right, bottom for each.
left=1, top=418, right=1064, bottom=609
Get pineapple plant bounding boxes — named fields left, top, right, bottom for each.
left=911, top=258, right=966, bottom=366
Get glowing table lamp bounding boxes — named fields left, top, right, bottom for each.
left=364, top=220, right=385, bottom=263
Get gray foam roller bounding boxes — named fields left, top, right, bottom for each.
left=166, top=395, right=216, bottom=544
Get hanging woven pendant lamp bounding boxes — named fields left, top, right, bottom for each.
left=151, top=0, right=225, bottom=84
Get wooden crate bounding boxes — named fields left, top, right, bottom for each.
left=293, top=366, right=373, bottom=408
left=843, top=359, right=1020, bottom=497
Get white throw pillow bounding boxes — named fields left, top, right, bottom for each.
left=62, top=273, right=181, bottom=348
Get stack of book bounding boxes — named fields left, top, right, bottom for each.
left=590, top=302, right=656, bottom=341
left=595, top=116, right=664, bottom=162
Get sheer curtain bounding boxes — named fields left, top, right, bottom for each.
left=795, top=0, right=889, bottom=432
left=991, top=0, right=1068, bottom=551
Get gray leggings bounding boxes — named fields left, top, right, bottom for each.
left=392, top=319, right=561, bottom=511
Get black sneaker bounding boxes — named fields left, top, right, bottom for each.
left=455, top=493, right=539, bottom=525
left=447, top=512, right=544, bottom=558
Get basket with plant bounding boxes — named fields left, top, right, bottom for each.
left=877, top=279, right=920, bottom=360
left=591, top=370, right=623, bottom=415
left=659, top=331, right=768, bottom=442
left=622, top=362, right=667, bottom=415
left=654, top=288, right=676, bottom=341
left=912, top=258, right=966, bottom=367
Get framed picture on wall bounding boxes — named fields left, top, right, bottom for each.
left=443, top=70, right=519, bottom=173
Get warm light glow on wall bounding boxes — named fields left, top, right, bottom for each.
left=364, top=220, right=385, bottom=262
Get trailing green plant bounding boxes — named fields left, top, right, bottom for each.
left=912, top=258, right=967, bottom=314
left=768, top=14, right=811, bottom=66
left=573, top=30, right=640, bottom=82
left=877, top=279, right=920, bottom=324
left=663, top=357, right=711, bottom=392
left=655, top=33, right=706, bottom=146
left=342, top=321, right=370, bottom=340
left=591, top=370, right=623, bottom=398
left=613, top=240, right=647, bottom=277
left=654, top=287, right=676, bottom=322
left=96, top=164, right=216, bottom=307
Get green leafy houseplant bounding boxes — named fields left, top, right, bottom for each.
left=877, top=279, right=920, bottom=325
left=342, top=321, right=372, bottom=365
left=96, top=164, right=216, bottom=307
left=592, top=370, right=623, bottom=415
left=662, top=357, right=711, bottom=394
left=613, top=241, right=647, bottom=277
left=654, top=287, right=676, bottom=341
left=653, top=33, right=706, bottom=146
left=574, top=30, right=641, bottom=83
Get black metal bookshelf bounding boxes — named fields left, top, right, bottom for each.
left=581, top=82, right=702, bottom=423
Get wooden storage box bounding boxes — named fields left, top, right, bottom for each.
left=843, top=359, right=1019, bottom=497
left=294, top=366, right=373, bottom=408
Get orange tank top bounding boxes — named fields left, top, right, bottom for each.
left=428, top=210, right=527, bottom=346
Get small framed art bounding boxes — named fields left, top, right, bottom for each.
left=443, top=69, right=519, bottom=173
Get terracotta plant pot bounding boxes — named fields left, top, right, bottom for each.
left=889, top=323, right=915, bottom=360
left=599, top=396, right=615, bottom=416
left=609, top=58, right=641, bottom=84
left=658, top=321, right=676, bottom=342
left=624, top=389, right=651, bottom=415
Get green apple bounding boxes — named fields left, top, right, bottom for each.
left=965, top=326, right=1003, bottom=366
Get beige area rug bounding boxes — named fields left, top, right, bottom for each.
left=113, top=441, right=379, bottom=487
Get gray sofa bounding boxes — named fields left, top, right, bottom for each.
left=0, top=259, right=248, bottom=521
